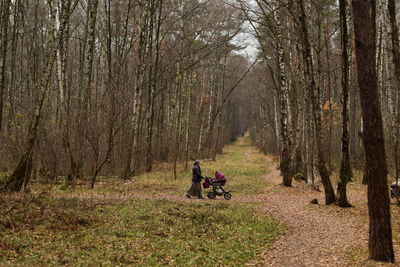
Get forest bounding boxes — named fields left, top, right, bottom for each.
left=1, top=0, right=400, bottom=265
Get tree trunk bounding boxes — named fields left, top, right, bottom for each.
left=352, top=0, right=394, bottom=262
left=145, top=0, right=162, bottom=173
left=0, top=0, right=12, bottom=132
left=123, top=4, right=148, bottom=178
left=84, top=0, right=98, bottom=110
left=388, top=0, right=400, bottom=204
left=337, top=0, right=352, bottom=208
left=298, top=0, right=336, bottom=204
left=3, top=0, right=64, bottom=192
left=58, top=0, right=75, bottom=184
left=274, top=5, right=292, bottom=187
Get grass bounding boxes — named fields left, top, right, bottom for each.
left=48, top=137, right=271, bottom=199
left=0, top=196, right=283, bottom=266
left=93, top=137, right=270, bottom=197
left=0, top=137, right=283, bottom=266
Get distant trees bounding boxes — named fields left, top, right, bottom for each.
left=0, top=0, right=398, bottom=262
left=243, top=0, right=397, bottom=262
left=0, top=0, right=250, bottom=191
left=246, top=0, right=337, bottom=203
left=297, top=0, right=336, bottom=204
left=246, top=0, right=400, bottom=206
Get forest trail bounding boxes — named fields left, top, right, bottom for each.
left=252, top=158, right=400, bottom=267
left=54, top=137, right=400, bottom=266
left=3, top=137, right=400, bottom=266
left=183, top=136, right=399, bottom=266
left=63, top=136, right=398, bottom=266
left=2, top=0, right=399, bottom=265
left=254, top=158, right=367, bottom=266
left=210, top=138, right=366, bottom=266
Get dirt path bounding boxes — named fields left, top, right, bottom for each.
left=251, top=156, right=400, bottom=267
left=246, top=157, right=360, bottom=266
left=51, top=138, right=400, bottom=266
left=204, top=138, right=389, bottom=266
left=234, top=137, right=367, bottom=266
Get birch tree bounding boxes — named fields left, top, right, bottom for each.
left=3, top=0, right=71, bottom=191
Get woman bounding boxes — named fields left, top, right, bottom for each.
left=186, top=160, right=204, bottom=199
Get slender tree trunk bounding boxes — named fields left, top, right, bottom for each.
left=84, top=0, right=98, bottom=110
left=337, top=0, right=352, bottom=207
left=273, top=93, right=280, bottom=153
left=75, top=0, right=98, bottom=180
left=173, top=68, right=184, bottom=179
left=0, top=0, right=12, bottom=132
left=298, top=0, right=336, bottom=204
left=146, top=0, right=162, bottom=172
left=57, top=0, right=75, bottom=185
left=123, top=4, right=148, bottom=178
left=145, top=0, right=155, bottom=173
left=352, top=0, right=394, bottom=262
left=388, top=0, right=400, bottom=203
left=274, top=6, right=292, bottom=187
left=324, top=26, right=333, bottom=169
left=6, top=0, right=19, bottom=129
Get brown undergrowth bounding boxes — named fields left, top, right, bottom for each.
left=2, top=137, right=400, bottom=266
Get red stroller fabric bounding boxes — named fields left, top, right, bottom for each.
left=203, top=179, right=210, bottom=188
left=203, top=171, right=226, bottom=188
left=215, top=171, right=225, bottom=180
left=214, top=171, right=226, bottom=185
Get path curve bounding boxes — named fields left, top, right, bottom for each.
left=253, top=157, right=369, bottom=267
left=49, top=138, right=400, bottom=266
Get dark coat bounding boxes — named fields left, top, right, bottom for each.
left=192, top=164, right=203, bottom=182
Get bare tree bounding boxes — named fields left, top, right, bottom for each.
left=0, top=0, right=12, bottom=131
left=297, top=0, right=336, bottom=204
left=337, top=0, right=352, bottom=208
left=3, top=0, right=71, bottom=191
left=352, top=0, right=394, bottom=262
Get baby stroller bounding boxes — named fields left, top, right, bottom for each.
left=203, top=171, right=232, bottom=200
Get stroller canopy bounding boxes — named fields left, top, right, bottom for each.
left=203, top=171, right=227, bottom=189
left=215, top=171, right=225, bottom=180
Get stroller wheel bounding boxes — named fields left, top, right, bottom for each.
left=224, top=192, right=232, bottom=200
left=207, top=192, right=216, bottom=199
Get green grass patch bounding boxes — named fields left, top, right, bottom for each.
left=122, top=137, right=271, bottom=197
left=0, top=137, right=283, bottom=266
left=34, top=136, right=271, bottom=198
left=0, top=196, right=283, bottom=266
